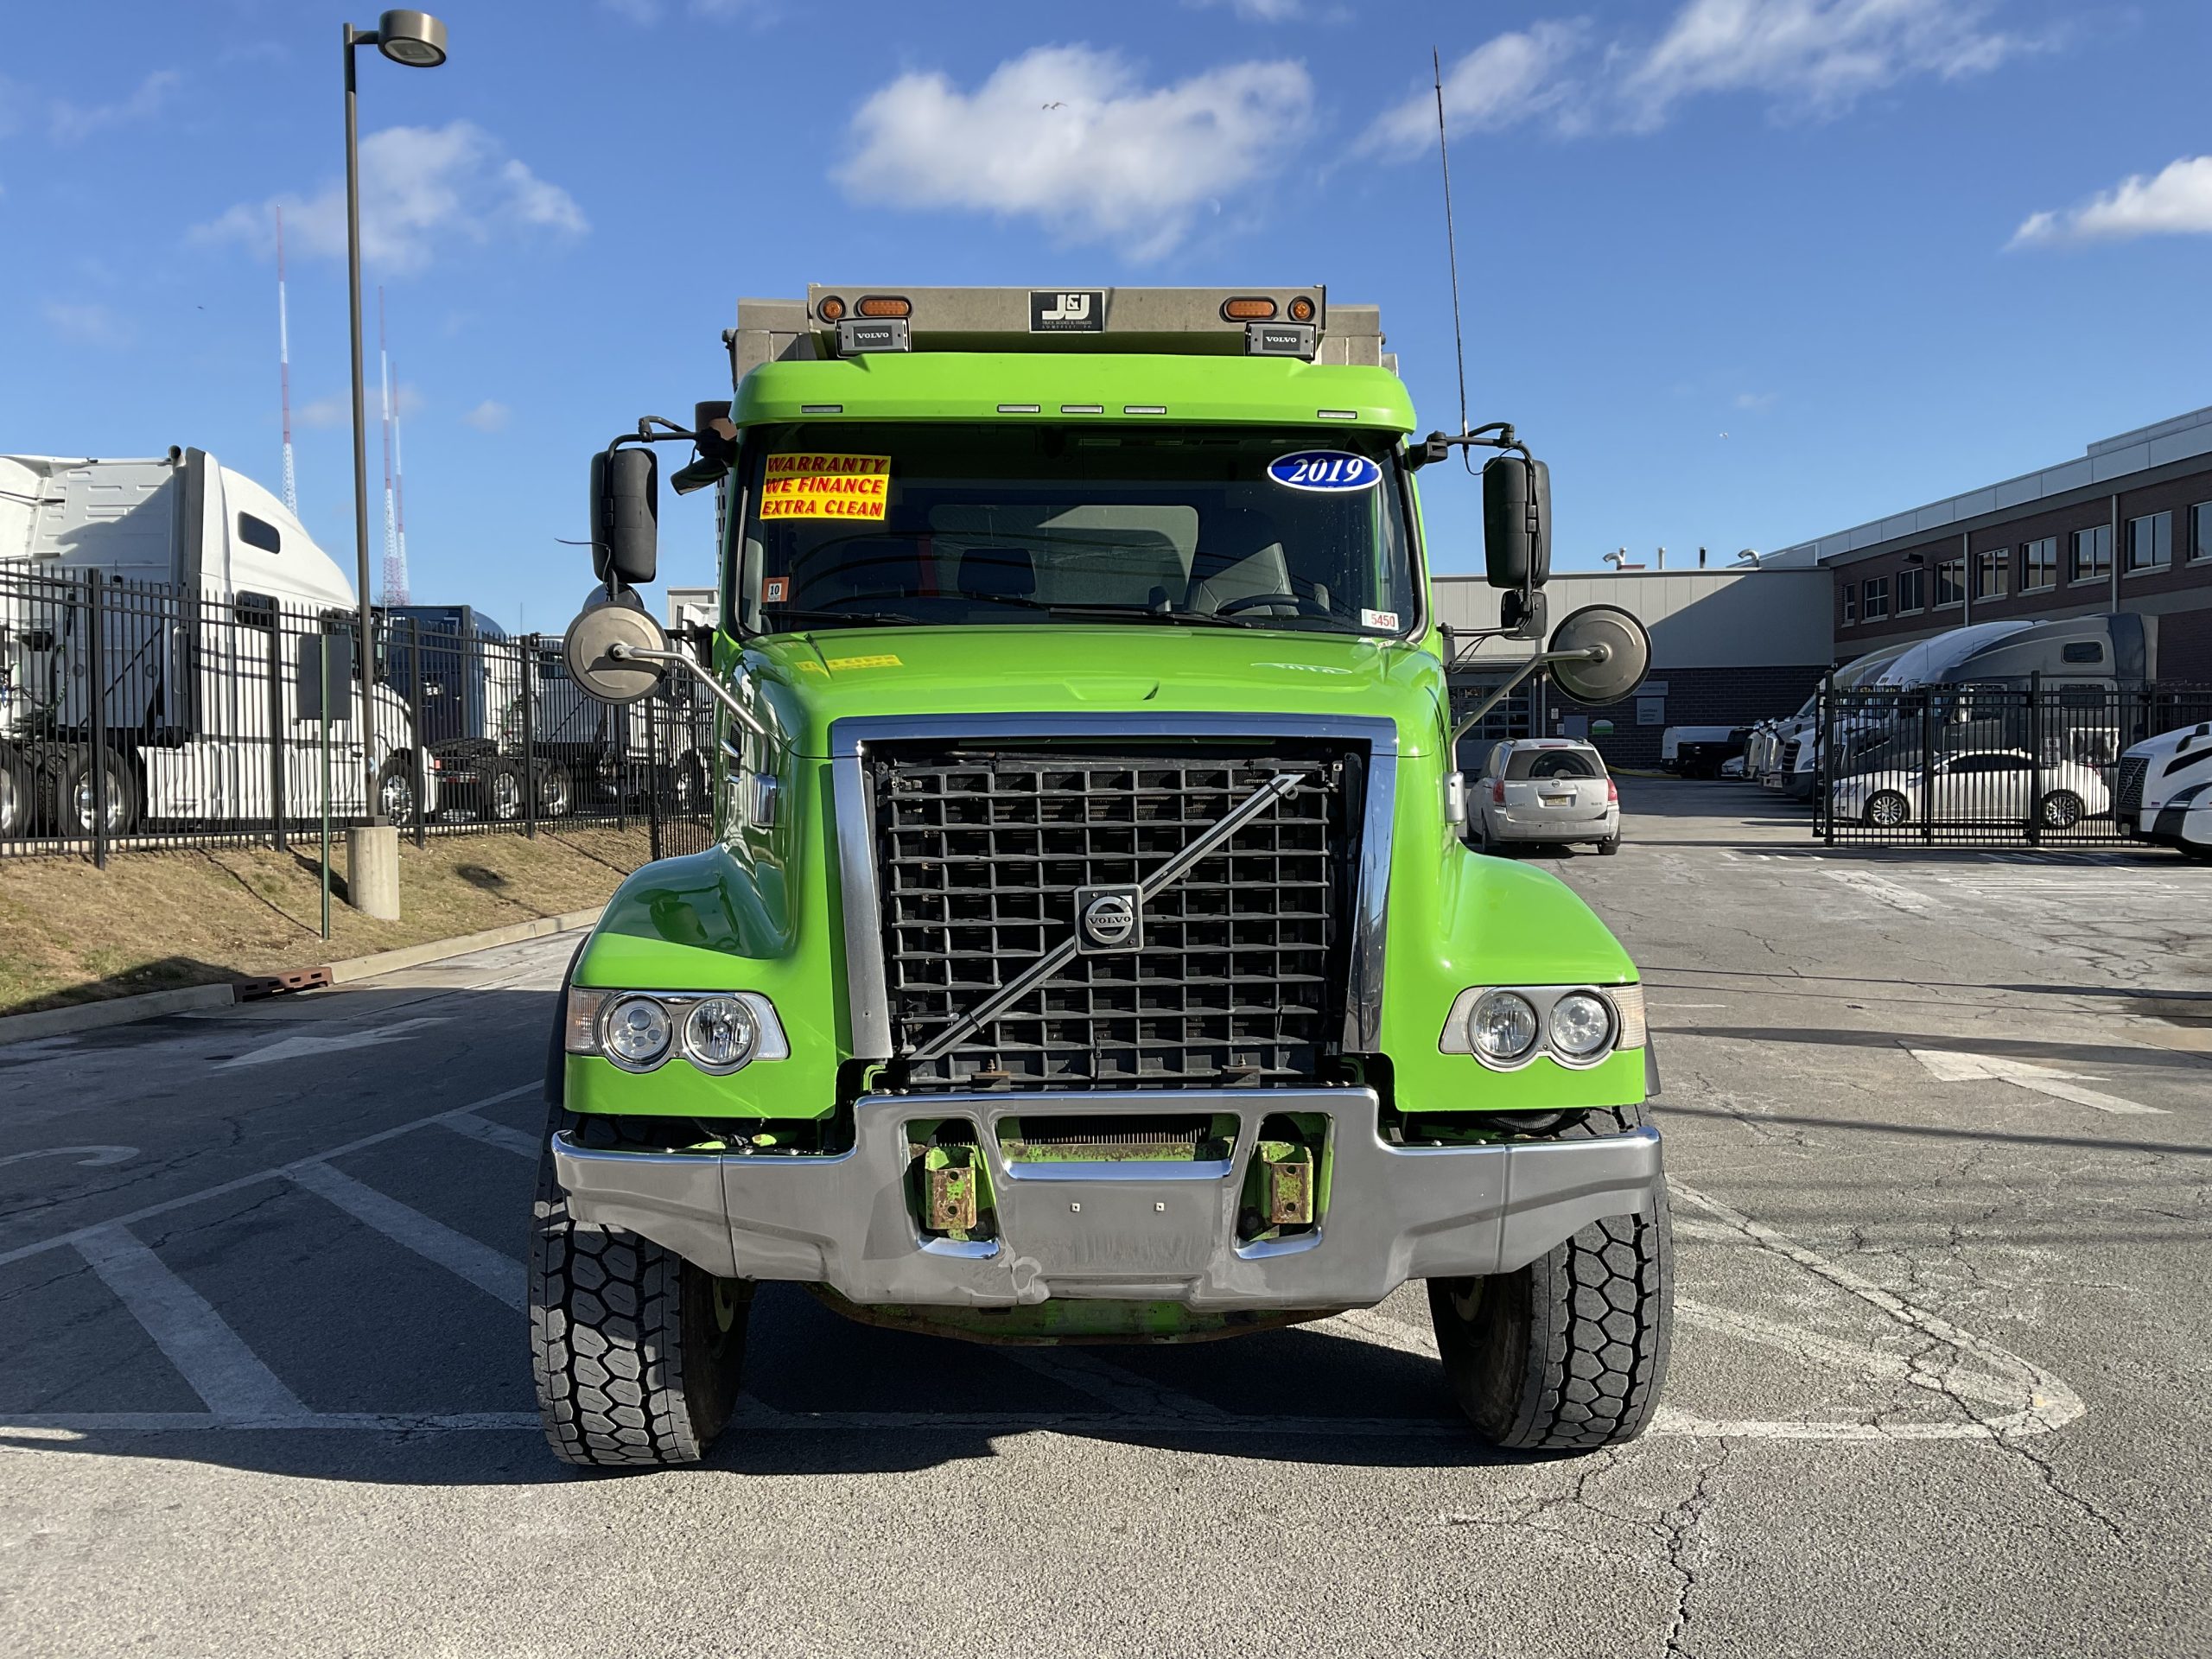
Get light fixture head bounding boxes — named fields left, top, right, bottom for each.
left=376, top=9, right=448, bottom=67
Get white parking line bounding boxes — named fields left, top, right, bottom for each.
left=1821, top=870, right=1939, bottom=915
left=73, top=1226, right=308, bottom=1421
left=1908, top=1048, right=2169, bottom=1116
left=289, top=1160, right=524, bottom=1311
left=437, top=1113, right=542, bottom=1160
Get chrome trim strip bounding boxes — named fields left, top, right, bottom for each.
left=829, top=711, right=1401, bottom=1066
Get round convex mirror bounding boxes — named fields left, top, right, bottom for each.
left=1547, top=604, right=1651, bottom=707
left=563, top=597, right=670, bottom=706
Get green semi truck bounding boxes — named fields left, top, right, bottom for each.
left=532, top=286, right=1672, bottom=1466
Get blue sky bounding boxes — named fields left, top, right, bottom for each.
left=3, top=0, right=2208, bottom=629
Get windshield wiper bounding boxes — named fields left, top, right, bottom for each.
left=966, top=594, right=1261, bottom=629
left=760, top=606, right=918, bottom=630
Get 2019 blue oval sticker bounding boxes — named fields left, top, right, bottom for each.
left=1267, top=450, right=1382, bottom=493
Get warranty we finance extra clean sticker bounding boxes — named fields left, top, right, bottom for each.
left=760, top=454, right=892, bottom=520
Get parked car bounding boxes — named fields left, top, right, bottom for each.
left=1468, top=737, right=1620, bottom=854
left=1660, top=724, right=1748, bottom=779
left=1719, top=754, right=1747, bottom=779
left=1831, top=749, right=2110, bottom=830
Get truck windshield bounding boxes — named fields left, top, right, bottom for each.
left=730, top=423, right=1416, bottom=639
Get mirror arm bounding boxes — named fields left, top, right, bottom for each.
left=1447, top=645, right=1609, bottom=754
left=607, top=641, right=769, bottom=740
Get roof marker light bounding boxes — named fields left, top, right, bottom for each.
left=1060, top=404, right=1104, bottom=414
left=816, top=295, right=847, bottom=322
left=800, top=404, right=843, bottom=415
left=996, top=404, right=1041, bottom=414
left=856, top=295, right=912, bottom=319
left=1124, top=404, right=1167, bottom=416
left=1316, top=409, right=1358, bottom=421
left=1287, top=296, right=1316, bottom=323
left=1222, top=296, right=1277, bottom=321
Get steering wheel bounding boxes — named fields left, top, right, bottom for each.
left=1213, top=591, right=1330, bottom=619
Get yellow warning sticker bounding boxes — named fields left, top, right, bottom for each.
left=824, top=653, right=903, bottom=671
left=760, top=453, right=892, bottom=520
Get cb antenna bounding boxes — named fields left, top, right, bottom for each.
left=1433, top=46, right=1471, bottom=441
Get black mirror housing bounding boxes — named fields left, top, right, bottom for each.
left=590, top=447, right=659, bottom=588
left=1481, top=454, right=1551, bottom=591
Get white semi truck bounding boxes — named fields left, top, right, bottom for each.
left=2114, top=721, right=2212, bottom=858
left=0, top=448, right=429, bottom=838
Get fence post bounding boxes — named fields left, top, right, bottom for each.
left=645, top=693, right=664, bottom=862
left=1918, top=693, right=1935, bottom=846
left=2025, top=672, right=2043, bottom=849
left=520, top=634, right=538, bottom=838
left=86, top=570, right=109, bottom=870
left=267, top=605, right=289, bottom=852
left=1819, top=670, right=1836, bottom=848
left=409, top=618, right=428, bottom=849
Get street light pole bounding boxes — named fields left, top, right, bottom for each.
left=341, top=10, right=448, bottom=823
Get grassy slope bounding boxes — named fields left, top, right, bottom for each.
left=0, top=827, right=652, bottom=1014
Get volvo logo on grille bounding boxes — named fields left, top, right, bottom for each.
left=1075, top=886, right=1141, bottom=953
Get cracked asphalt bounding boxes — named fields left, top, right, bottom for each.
left=1, top=778, right=2208, bottom=1658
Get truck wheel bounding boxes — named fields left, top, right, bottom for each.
left=375, top=755, right=420, bottom=828
left=530, top=1109, right=751, bottom=1467
left=1427, top=1103, right=1673, bottom=1452
left=537, top=763, right=574, bottom=819
left=57, top=747, right=138, bottom=837
left=0, top=757, right=34, bottom=838
left=485, top=760, right=524, bottom=822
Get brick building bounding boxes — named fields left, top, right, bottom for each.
left=1773, top=405, right=2212, bottom=684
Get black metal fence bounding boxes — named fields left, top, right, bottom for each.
left=1812, top=677, right=2212, bottom=847
left=0, top=568, right=715, bottom=866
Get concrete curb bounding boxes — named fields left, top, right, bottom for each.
left=0, top=906, right=605, bottom=1047
left=323, top=906, right=605, bottom=984
left=0, top=983, right=238, bottom=1046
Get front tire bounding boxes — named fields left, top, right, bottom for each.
left=2037, top=789, right=2084, bottom=831
left=530, top=1109, right=751, bottom=1467
left=1865, top=789, right=1910, bottom=829
left=1427, top=1104, right=1673, bottom=1452
left=57, top=747, right=138, bottom=837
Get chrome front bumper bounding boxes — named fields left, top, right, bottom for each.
left=552, top=1088, right=1663, bottom=1312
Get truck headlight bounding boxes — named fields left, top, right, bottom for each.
left=563, top=986, right=791, bottom=1075
left=1468, top=990, right=1540, bottom=1065
left=1547, top=991, right=1613, bottom=1060
left=682, top=996, right=759, bottom=1074
left=601, top=995, right=673, bottom=1071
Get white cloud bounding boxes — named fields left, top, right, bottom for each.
left=0, top=73, right=27, bottom=139
left=838, top=46, right=1313, bottom=260
left=193, top=121, right=587, bottom=276
left=44, top=301, right=132, bottom=348
left=1188, top=0, right=1313, bottom=18
left=1366, top=1, right=2033, bottom=152
left=1735, top=390, right=1779, bottom=411
left=298, top=383, right=423, bottom=429
left=298, top=394, right=351, bottom=430
left=2010, top=156, right=2212, bottom=249
left=1361, top=22, right=1591, bottom=156
left=464, top=399, right=512, bottom=433
left=1620, top=0, right=2028, bottom=130
left=52, top=69, right=181, bottom=144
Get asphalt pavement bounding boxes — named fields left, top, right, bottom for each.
left=1, top=779, right=2207, bottom=1658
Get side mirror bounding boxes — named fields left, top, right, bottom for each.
left=1548, top=605, right=1652, bottom=707
left=589, top=447, right=658, bottom=587
left=1482, top=454, right=1551, bottom=591
left=563, top=594, right=668, bottom=706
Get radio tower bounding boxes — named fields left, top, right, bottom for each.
left=276, top=207, right=297, bottom=517
left=377, top=289, right=408, bottom=605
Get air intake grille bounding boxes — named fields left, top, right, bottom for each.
left=871, top=746, right=1353, bottom=1090
left=2113, top=754, right=2147, bottom=814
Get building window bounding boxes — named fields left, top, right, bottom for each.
left=2023, top=537, right=2057, bottom=591
left=2126, top=510, right=2172, bottom=574
left=1896, top=566, right=1925, bottom=613
left=1841, top=584, right=1856, bottom=626
left=1862, top=575, right=1890, bottom=621
left=1935, top=556, right=1965, bottom=607
left=1974, top=548, right=2010, bottom=600
left=237, top=512, right=283, bottom=555
left=2192, top=502, right=2212, bottom=564
left=2071, top=524, right=2111, bottom=583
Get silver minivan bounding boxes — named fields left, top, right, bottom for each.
left=1469, top=738, right=1621, bottom=855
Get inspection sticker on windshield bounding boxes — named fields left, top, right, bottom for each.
left=761, top=453, right=892, bottom=520
left=1361, top=609, right=1400, bottom=630
left=1267, top=450, right=1381, bottom=493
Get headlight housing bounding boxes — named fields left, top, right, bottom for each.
left=1440, top=983, right=1643, bottom=1070
left=1468, top=990, right=1540, bottom=1065
left=563, top=988, right=789, bottom=1076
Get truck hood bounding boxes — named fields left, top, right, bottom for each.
left=741, top=625, right=1450, bottom=759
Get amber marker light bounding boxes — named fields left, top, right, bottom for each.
left=1287, top=296, right=1316, bottom=322
left=1222, top=296, right=1278, bottom=321
left=816, top=295, right=847, bottom=321
left=856, top=296, right=912, bottom=318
